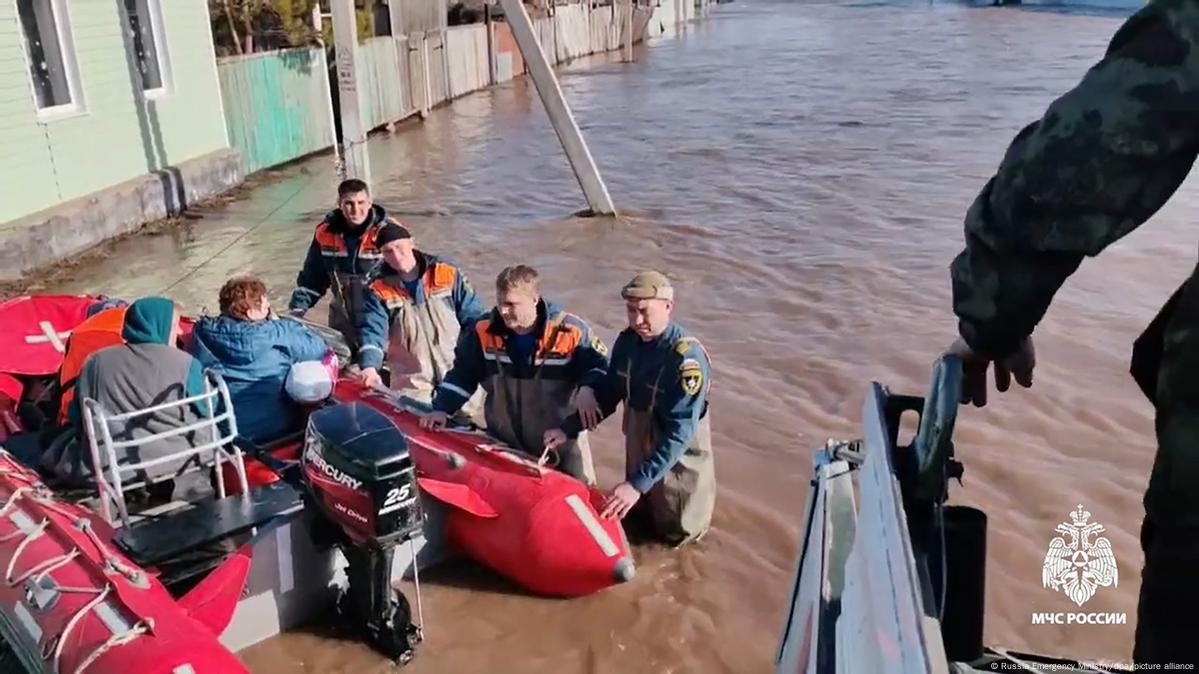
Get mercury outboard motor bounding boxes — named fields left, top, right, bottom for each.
left=300, top=402, right=424, bottom=665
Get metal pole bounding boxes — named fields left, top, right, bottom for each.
left=624, top=0, right=634, bottom=62
left=313, top=5, right=342, bottom=170
left=497, top=0, right=617, bottom=216
left=331, top=0, right=371, bottom=183
left=387, top=0, right=409, bottom=121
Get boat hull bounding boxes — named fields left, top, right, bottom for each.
left=0, top=450, right=250, bottom=674
left=333, top=381, right=635, bottom=597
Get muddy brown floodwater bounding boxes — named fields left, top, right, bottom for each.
left=32, top=0, right=1199, bottom=671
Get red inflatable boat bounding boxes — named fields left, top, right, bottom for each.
left=0, top=450, right=250, bottom=674
left=0, top=292, right=637, bottom=672
left=335, top=382, right=636, bottom=597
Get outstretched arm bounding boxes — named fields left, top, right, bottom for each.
left=951, top=1, right=1199, bottom=358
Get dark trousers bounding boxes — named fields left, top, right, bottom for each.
left=1133, top=518, right=1199, bottom=666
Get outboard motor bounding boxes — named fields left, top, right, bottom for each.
left=300, top=402, right=424, bottom=665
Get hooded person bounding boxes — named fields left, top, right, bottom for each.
left=192, top=275, right=330, bottom=445
left=52, top=297, right=214, bottom=486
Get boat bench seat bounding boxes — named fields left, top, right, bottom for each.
left=114, top=480, right=303, bottom=568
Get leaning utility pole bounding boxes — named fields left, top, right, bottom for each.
left=496, top=0, right=616, bottom=216
left=330, top=0, right=371, bottom=183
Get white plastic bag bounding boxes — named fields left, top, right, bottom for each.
left=285, top=358, right=336, bottom=403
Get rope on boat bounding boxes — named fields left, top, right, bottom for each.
left=5, top=517, right=51, bottom=584
left=12, top=547, right=80, bottom=587
left=161, top=171, right=323, bottom=295
left=68, top=613, right=152, bottom=674
left=0, top=465, right=152, bottom=673
left=409, top=536, right=424, bottom=639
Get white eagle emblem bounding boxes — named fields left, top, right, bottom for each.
left=1042, top=504, right=1118, bottom=607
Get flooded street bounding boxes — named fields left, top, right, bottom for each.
left=32, top=0, right=1198, bottom=670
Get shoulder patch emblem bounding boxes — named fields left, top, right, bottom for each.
left=680, top=360, right=703, bottom=397
left=591, top=335, right=609, bottom=357
left=675, top=339, right=693, bottom=356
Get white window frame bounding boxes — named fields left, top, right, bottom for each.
left=126, top=0, right=173, bottom=100
left=16, top=0, right=87, bottom=122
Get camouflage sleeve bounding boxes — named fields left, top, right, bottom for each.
left=950, top=1, right=1199, bottom=357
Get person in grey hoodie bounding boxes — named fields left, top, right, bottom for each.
left=58, top=296, right=211, bottom=486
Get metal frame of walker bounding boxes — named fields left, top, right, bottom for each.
left=80, top=369, right=250, bottom=527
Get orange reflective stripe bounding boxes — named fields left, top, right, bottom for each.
left=369, top=279, right=411, bottom=307
left=426, top=263, right=457, bottom=294
left=475, top=320, right=504, bottom=353
left=359, top=221, right=384, bottom=257
left=314, top=222, right=347, bottom=256
left=539, top=318, right=582, bottom=358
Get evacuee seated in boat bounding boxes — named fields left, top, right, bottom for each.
left=190, top=275, right=331, bottom=446
left=47, top=297, right=213, bottom=486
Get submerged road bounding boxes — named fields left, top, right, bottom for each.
left=37, top=0, right=1192, bottom=670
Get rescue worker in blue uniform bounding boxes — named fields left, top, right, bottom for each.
left=545, top=271, right=716, bottom=546
left=356, top=223, right=487, bottom=418
left=288, top=179, right=400, bottom=357
left=420, top=265, right=609, bottom=483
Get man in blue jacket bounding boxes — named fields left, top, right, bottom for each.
left=193, top=276, right=330, bottom=444
left=545, top=271, right=715, bottom=546
left=288, top=179, right=400, bottom=357
left=420, top=265, right=608, bottom=483
left=356, top=224, right=487, bottom=417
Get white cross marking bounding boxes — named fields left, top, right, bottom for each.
left=24, top=321, right=71, bottom=353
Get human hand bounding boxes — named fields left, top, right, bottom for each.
left=358, top=367, right=383, bottom=388
left=947, top=336, right=1035, bottom=407
left=600, top=482, right=641, bottom=520
left=542, top=429, right=567, bottom=453
left=573, top=386, right=601, bottom=431
left=421, top=411, right=448, bottom=430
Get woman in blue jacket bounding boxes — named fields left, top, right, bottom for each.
left=192, top=275, right=330, bottom=444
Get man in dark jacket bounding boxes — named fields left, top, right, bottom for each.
left=193, top=276, right=330, bottom=444
left=288, top=179, right=402, bottom=357
left=421, top=265, right=608, bottom=483
left=356, top=223, right=487, bottom=416
left=545, top=271, right=715, bottom=546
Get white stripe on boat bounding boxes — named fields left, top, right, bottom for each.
left=564, top=494, right=618, bottom=557
left=13, top=601, right=41, bottom=642
left=95, top=600, right=132, bottom=635
left=277, top=525, right=294, bottom=594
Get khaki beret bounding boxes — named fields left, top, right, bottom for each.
left=621, top=270, right=674, bottom=301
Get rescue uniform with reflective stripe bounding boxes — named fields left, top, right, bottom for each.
left=561, top=321, right=715, bottom=546
left=357, top=252, right=487, bottom=415
left=288, top=206, right=394, bottom=354
left=431, top=299, right=609, bottom=483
